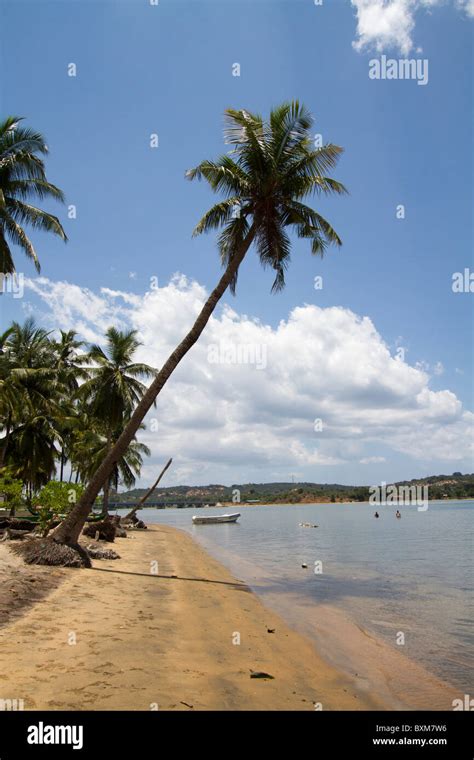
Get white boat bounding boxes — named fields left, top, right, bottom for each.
left=192, top=512, right=240, bottom=525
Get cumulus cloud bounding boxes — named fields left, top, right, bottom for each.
left=457, top=0, right=474, bottom=17
left=352, top=0, right=416, bottom=55
left=24, top=275, right=473, bottom=485
left=351, top=0, right=471, bottom=55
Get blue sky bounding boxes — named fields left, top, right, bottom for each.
left=1, top=0, right=472, bottom=486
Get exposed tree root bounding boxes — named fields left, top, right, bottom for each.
left=10, top=537, right=92, bottom=568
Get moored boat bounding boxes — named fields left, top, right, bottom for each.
left=192, top=512, right=240, bottom=525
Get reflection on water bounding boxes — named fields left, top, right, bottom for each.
left=140, top=500, right=473, bottom=691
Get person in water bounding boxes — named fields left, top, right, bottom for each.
left=374, top=511, right=379, bottom=518
left=396, top=510, right=401, bottom=518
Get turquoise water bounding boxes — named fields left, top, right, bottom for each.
left=139, top=500, right=473, bottom=692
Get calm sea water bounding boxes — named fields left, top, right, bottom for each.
left=139, top=501, right=473, bottom=691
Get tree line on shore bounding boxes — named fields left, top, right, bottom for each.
left=0, top=319, right=155, bottom=522
left=114, top=474, right=474, bottom=507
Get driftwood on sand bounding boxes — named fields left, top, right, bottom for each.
left=1, top=528, right=34, bottom=541
left=82, top=519, right=117, bottom=543
left=0, top=518, right=37, bottom=531
left=85, top=543, right=121, bottom=560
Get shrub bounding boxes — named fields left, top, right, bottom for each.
left=0, top=476, right=25, bottom=514
left=37, top=481, right=84, bottom=513
left=34, top=481, right=85, bottom=535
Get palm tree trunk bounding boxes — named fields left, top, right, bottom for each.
left=60, top=447, right=65, bottom=482
left=0, top=413, right=12, bottom=467
left=101, top=433, right=113, bottom=515
left=102, top=477, right=110, bottom=515
left=123, top=457, right=172, bottom=521
left=52, top=228, right=256, bottom=546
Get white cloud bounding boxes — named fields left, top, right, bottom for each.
left=24, top=275, right=473, bottom=485
left=351, top=0, right=471, bottom=55
left=457, top=0, right=474, bottom=17
left=352, top=0, right=416, bottom=55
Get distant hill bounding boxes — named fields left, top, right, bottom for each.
left=110, top=472, right=474, bottom=505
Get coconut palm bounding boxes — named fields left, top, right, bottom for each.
left=0, top=117, right=67, bottom=274
left=78, top=327, right=155, bottom=512
left=52, top=330, right=88, bottom=481
left=0, top=319, right=57, bottom=468
left=70, top=419, right=150, bottom=500
left=5, top=317, right=53, bottom=368
left=0, top=326, right=16, bottom=466
left=53, top=330, right=88, bottom=391
left=0, top=319, right=80, bottom=494
left=49, top=101, right=347, bottom=561
left=7, top=416, right=60, bottom=497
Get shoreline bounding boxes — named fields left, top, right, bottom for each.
left=0, top=525, right=458, bottom=711
left=176, top=530, right=461, bottom=710
left=102, top=497, right=474, bottom=510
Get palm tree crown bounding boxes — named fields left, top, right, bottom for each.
left=80, top=327, right=155, bottom=432
left=0, top=116, right=67, bottom=274
left=187, top=101, right=346, bottom=292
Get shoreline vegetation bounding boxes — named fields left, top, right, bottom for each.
left=0, top=525, right=458, bottom=711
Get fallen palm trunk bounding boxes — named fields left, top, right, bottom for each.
left=0, top=518, right=39, bottom=531
left=122, top=457, right=172, bottom=523
left=1, top=528, right=34, bottom=541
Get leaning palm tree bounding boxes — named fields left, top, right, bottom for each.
left=37, top=101, right=347, bottom=565
left=0, top=116, right=67, bottom=273
left=122, top=457, right=173, bottom=522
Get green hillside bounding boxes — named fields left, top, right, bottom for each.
left=111, top=472, right=474, bottom=505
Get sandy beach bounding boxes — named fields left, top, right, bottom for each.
left=0, top=525, right=458, bottom=711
